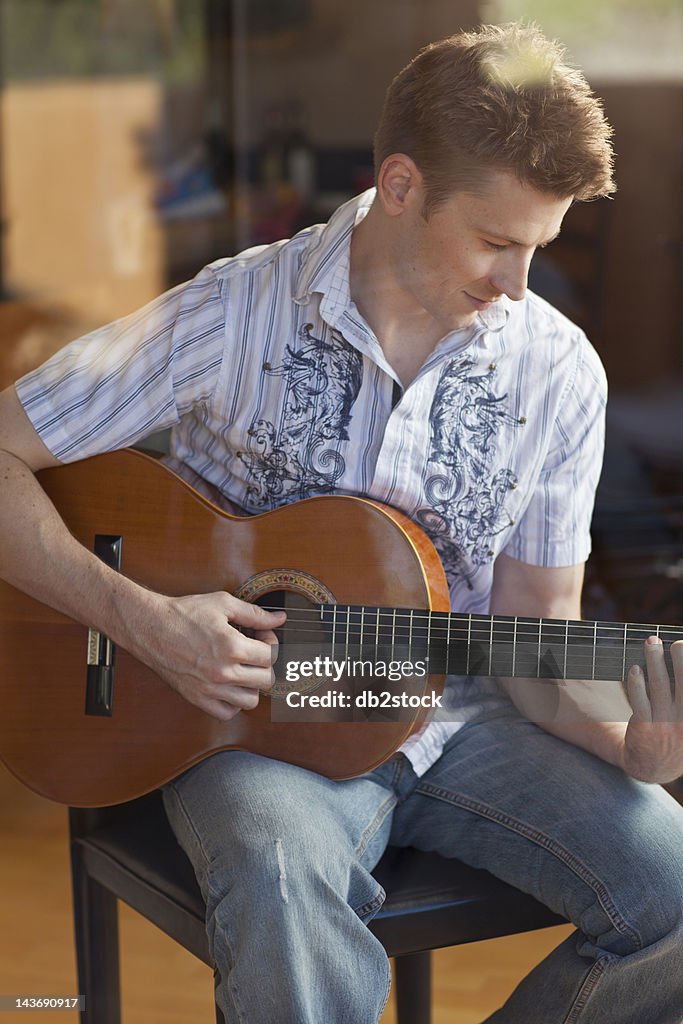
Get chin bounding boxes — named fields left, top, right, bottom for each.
left=449, top=311, right=478, bottom=331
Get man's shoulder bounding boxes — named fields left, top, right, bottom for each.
left=516, top=288, right=585, bottom=338
left=202, top=191, right=372, bottom=300
left=205, top=223, right=325, bottom=290
left=513, top=290, right=602, bottom=354
left=505, top=290, right=607, bottom=391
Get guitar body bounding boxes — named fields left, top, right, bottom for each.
left=0, top=449, right=450, bottom=806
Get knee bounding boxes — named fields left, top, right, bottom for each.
left=204, top=803, right=382, bottom=932
left=629, top=842, right=683, bottom=951
left=591, top=788, right=683, bottom=954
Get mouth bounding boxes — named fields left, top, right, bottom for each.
left=464, top=292, right=498, bottom=311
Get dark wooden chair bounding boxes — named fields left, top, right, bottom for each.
left=69, top=790, right=564, bottom=1023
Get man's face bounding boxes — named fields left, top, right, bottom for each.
left=393, top=169, right=573, bottom=332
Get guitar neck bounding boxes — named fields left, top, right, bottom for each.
left=315, top=606, right=683, bottom=681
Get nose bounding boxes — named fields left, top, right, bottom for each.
left=490, top=249, right=533, bottom=302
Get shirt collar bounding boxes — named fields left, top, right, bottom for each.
left=293, top=189, right=374, bottom=306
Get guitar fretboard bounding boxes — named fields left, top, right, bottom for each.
left=285, top=606, right=683, bottom=680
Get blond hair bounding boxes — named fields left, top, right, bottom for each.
left=374, top=23, right=615, bottom=212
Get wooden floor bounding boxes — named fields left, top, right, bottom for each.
left=0, top=764, right=572, bottom=1023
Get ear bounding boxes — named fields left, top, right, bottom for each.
left=376, top=154, right=424, bottom=216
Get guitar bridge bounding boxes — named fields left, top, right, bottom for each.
left=85, top=534, right=122, bottom=717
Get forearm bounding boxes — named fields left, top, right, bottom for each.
left=498, top=674, right=630, bottom=772
left=0, top=449, right=160, bottom=661
left=499, top=671, right=683, bottom=785
left=491, top=553, right=635, bottom=775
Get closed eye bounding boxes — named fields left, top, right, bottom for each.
left=484, top=240, right=509, bottom=252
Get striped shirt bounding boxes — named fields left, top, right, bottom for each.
left=17, top=189, right=607, bottom=775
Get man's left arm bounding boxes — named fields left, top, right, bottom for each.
left=491, top=551, right=683, bottom=784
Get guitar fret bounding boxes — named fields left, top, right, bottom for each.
left=592, top=620, right=597, bottom=681
left=345, top=605, right=351, bottom=663
left=464, top=610, right=471, bottom=675
left=332, top=604, right=338, bottom=662
left=512, top=617, right=517, bottom=677
left=360, top=605, right=365, bottom=660
left=448, top=613, right=454, bottom=675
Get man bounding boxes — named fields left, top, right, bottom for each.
left=1, top=21, right=682, bottom=1023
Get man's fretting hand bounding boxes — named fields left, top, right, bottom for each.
left=623, top=637, right=683, bottom=784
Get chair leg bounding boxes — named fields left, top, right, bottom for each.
left=70, top=844, right=121, bottom=1024
left=394, top=950, right=432, bottom=1024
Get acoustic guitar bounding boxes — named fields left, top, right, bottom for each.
left=0, top=449, right=679, bottom=807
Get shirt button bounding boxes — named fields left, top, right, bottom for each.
left=518, top=415, right=527, bottom=425
left=488, top=362, right=497, bottom=371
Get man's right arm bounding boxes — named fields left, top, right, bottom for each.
left=0, top=384, right=285, bottom=720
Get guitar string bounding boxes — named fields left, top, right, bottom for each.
left=263, top=625, right=680, bottom=661
left=265, top=618, right=682, bottom=641
left=265, top=628, right=671, bottom=666
left=257, top=605, right=682, bottom=641
left=267, top=629, right=655, bottom=644
left=257, top=602, right=678, bottom=671
left=263, top=626, right=672, bottom=677
left=257, top=603, right=680, bottom=629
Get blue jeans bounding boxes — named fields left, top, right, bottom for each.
left=163, top=705, right=683, bottom=1023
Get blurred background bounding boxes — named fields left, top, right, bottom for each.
left=0, top=2, right=681, bottom=1021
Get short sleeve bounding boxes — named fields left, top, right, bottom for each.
left=503, top=339, right=607, bottom=567
left=15, top=265, right=226, bottom=462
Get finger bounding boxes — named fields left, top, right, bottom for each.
left=230, top=630, right=280, bottom=669
left=193, top=694, right=243, bottom=722
left=643, top=636, right=674, bottom=722
left=253, top=630, right=280, bottom=673
left=253, top=628, right=281, bottom=645
left=228, top=661, right=277, bottom=691
left=672, top=640, right=683, bottom=712
left=208, top=682, right=263, bottom=710
left=226, top=595, right=287, bottom=630
left=626, top=664, right=652, bottom=722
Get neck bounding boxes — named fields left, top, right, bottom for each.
left=296, top=604, right=682, bottom=682
left=349, top=205, right=445, bottom=384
